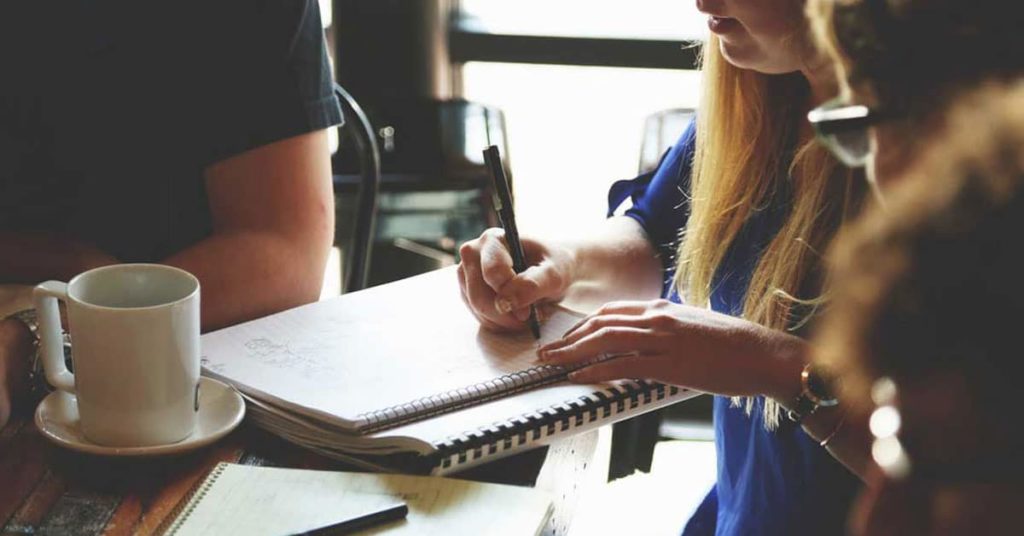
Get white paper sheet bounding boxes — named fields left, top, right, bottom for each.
left=168, top=463, right=552, bottom=536
left=200, top=268, right=582, bottom=431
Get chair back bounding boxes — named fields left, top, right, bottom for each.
left=333, top=83, right=381, bottom=293
left=638, top=108, right=695, bottom=173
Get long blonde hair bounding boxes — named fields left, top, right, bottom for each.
left=674, top=36, right=865, bottom=429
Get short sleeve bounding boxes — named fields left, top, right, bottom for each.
left=200, top=0, right=344, bottom=165
left=607, top=121, right=696, bottom=273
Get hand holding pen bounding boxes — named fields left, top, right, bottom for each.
left=482, top=146, right=542, bottom=339
left=454, top=147, right=577, bottom=335
left=456, top=226, right=575, bottom=334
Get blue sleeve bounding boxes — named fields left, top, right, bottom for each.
left=607, top=121, right=696, bottom=276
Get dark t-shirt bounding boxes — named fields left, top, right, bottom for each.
left=0, top=0, right=343, bottom=262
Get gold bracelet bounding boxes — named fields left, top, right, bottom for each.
left=819, top=411, right=847, bottom=448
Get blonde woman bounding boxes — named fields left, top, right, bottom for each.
left=458, top=1, right=865, bottom=533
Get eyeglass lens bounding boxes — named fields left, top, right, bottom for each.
left=823, top=129, right=871, bottom=168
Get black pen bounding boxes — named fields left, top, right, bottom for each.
left=291, top=501, right=409, bottom=535
left=483, top=145, right=542, bottom=340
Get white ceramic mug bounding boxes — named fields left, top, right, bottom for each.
left=34, top=264, right=201, bottom=447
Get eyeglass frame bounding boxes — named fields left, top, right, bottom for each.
left=807, top=98, right=895, bottom=168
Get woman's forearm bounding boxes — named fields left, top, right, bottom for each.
left=803, top=406, right=873, bottom=480
left=762, top=335, right=873, bottom=481
left=559, top=217, right=665, bottom=311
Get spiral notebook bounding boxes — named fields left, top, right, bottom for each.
left=201, top=268, right=696, bottom=474
left=157, top=463, right=553, bottom=536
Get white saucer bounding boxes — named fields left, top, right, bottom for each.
left=34, top=376, right=245, bottom=457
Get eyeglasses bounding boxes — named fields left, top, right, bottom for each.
left=807, top=98, right=892, bottom=168
left=869, top=377, right=1024, bottom=485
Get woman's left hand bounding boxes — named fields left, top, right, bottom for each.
left=538, top=299, right=806, bottom=400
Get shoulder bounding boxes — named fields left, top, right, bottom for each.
left=193, top=0, right=340, bottom=164
left=678, top=119, right=697, bottom=154
left=676, top=120, right=698, bottom=167
left=653, top=120, right=698, bottom=187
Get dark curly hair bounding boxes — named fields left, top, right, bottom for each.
left=811, top=0, right=1024, bottom=119
left=816, top=82, right=1024, bottom=416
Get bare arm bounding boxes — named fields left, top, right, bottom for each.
left=0, top=129, right=333, bottom=428
left=164, top=129, right=334, bottom=332
left=0, top=130, right=333, bottom=331
left=765, top=348, right=874, bottom=481
left=540, top=298, right=875, bottom=481
left=457, top=216, right=664, bottom=331
left=560, top=217, right=666, bottom=311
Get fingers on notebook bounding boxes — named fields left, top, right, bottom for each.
left=557, top=313, right=653, bottom=345
left=593, top=301, right=657, bottom=317
left=567, top=355, right=646, bottom=383
left=558, top=301, right=653, bottom=337
left=539, top=326, right=650, bottom=365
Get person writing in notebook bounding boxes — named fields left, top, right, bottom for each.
left=0, top=0, right=340, bottom=429
left=459, top=0, right=1024, bottom=533
left=814, top=83, right=1024, bottom=535
left=462, top=1, right=866, bottom=533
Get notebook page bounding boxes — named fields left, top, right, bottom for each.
left=200, top=267, right=583, bottom=430
left=169, top=464, right=552, bottom=536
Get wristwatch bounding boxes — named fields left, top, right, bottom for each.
left=8, top=308, right=73, bottom=400
left=787, top=363, right=839, bottom=422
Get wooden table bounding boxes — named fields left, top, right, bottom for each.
left=0, top=285, right=612, bottom=536
left=0, top=413, right=609, bottom=536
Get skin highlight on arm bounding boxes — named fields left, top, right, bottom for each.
left=166, top=129, right=335, bottom=332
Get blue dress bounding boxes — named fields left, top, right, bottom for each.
left=608, top=123, right=858, bottom=535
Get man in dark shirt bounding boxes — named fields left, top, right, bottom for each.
left=0, top=0, right=344, bottom=427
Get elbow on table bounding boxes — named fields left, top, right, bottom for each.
left=282, top=222, right=334, bottom=305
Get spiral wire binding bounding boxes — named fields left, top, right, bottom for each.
left=433, top=380, right=682, bottom=470
left=357, top=364, right=576, bottom=434
left=156, top=462, right=230, bottom=536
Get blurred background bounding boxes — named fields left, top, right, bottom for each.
left=324, top=0, right=705, bottom=291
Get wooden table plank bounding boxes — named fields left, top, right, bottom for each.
left=99, top=440, right=243, bottom=536
left=0, top=420, right=50, bottom=529
left=100, top=495, right=142, bottom=536
left=0, top=418, right=27, bottom=459
left=130, top=438, right=245, bottom=536
left=1, top=416, right=608, bottom=536
left=0, top=470, right=67, bottom=536
left=36, top=490, right=120, bottom=536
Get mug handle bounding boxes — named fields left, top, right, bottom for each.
left=33, top=281, right=75, bottom=393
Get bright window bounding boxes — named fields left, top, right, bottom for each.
left=459, top=1, right=706, bottom=238
left=460, top=0, right=706, bottom=40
